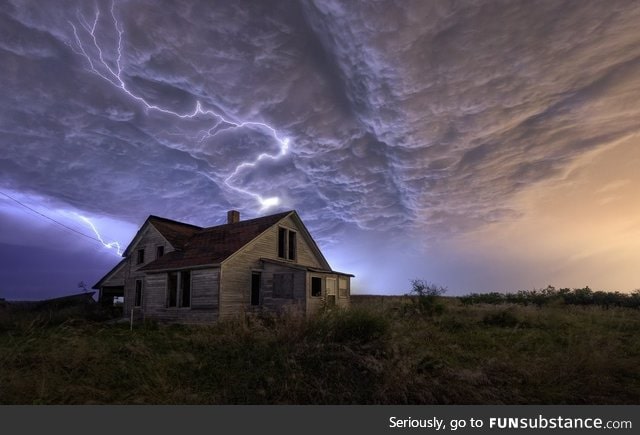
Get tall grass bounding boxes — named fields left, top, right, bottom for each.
left=1, top=299, right=639, bottom=404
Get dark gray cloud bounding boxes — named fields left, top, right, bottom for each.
left=2, top=0, right=640, bottom=296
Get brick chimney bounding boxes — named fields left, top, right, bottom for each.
left=227, top=210, right=240, bottom=224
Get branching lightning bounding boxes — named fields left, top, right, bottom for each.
left=77, top=214, right=123, bottom=256
left=68, top=1, right=290, bottom=211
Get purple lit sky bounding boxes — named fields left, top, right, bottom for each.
left=2, top=0, right=640, bottom=300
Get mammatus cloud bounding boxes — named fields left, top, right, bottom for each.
left=2, top=0, right=640, bottom=295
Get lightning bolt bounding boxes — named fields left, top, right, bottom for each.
left=67, top=1, right=289, bottom=211
left=77, top=214, right=123, bottom=256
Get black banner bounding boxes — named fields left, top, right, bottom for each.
left=0, top=405, right=637, bottom=434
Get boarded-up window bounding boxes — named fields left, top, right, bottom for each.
left=339, top=277, right=348, bottom=298
left=311, top=277, right=322, bottom=297
left=326, top=277, right=336, bottom=296
left=156, top=246, right=164, bottom=259
left=273, top=273, right=294, bottom=299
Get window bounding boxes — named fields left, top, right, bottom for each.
left=181, top=270, right=191, bottom=308
left=273, top=273, right=294, bottom=299
left=251, top=272, right=261, bottom=306
left=134, top=280, right=143, bottom=307
left=339, top=277, right=348, bottom=298
left=277, top=227, right=297, bottom=261
left=278, top=228, right=287, bottom=258
left=167, top=272, right=178, bottom=307
left=167, top=270, right=191, bottom=308
left=311, top=277, right=322, bottom=297
left=156, top=246, right=164, bottom=259
left=326, top=277, right=336, bottom=296
left=288, top=231, right=297, bottom=261
left=136, top=249, right=145, bottom=264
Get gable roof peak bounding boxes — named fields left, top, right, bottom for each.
left=202, top=210, right=293, bottom=231
left=139, top=210, right=295, bottom=271
left=147, top=214, right=202, bottom=229
left=122, top=214, right=202, bottom=256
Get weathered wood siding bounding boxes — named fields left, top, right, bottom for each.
left=101, top=262, right=126, bottom=287
left=219, top=214, right=325, bottom=319
left=114, top=213, right=348, bottom=323
left=305, top=273, right=351, bottom=316
left=122, top=223, right=174, bottom=315
left=142, top=272, right=166, bottom=314
left=280, top=215, right=325, bottom=268
left=306, top=273, right=324, bottom=316
left=141, top=268, right=219, bottom=324
left=337, top=276, right=351, bottom=309
left=191, top=269, right=219, bottom=311
left=254, top=262, right=306, bottom=316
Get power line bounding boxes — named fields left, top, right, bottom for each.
left=0, top=190, right=103, bottom=244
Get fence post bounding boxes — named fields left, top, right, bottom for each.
left=130, top=308, right=134, bottom=331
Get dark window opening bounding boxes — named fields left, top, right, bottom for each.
left=167, top=271, right=178, bottom=307
left=181, top=270, right=191, bottom=308
left=311, top=277, right=322, bottom=297
left=278, top=228, right=297, bottom=261
left=251, top=272, right=261, bottom=306
left=278, top=228, right=287, bottom=258
left=288, top=231, right=297, bottom=261
left=134, top=280, right=143, bottom=307
left=136, top=249, right=145, bottom=264
left=156, top=246, right=164, bottom=259
left=167, top=270, right=191, bottom=308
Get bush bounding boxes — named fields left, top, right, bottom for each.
left=460, top=286, right=640, bottom=309
left=405, top=279, right=447, bottom=315
left=460, top=292, right=505, bottom=305
left=408, top=279, right=447, bottom=298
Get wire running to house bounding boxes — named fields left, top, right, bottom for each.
left=0, top=190, right=102, bottom=244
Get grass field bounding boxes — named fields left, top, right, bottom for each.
left=1, top=296, right=639, bottom=404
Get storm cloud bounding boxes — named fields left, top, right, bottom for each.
left=2, top=0, right=640, bottom=297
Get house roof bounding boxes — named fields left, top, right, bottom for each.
left=91, top=259, right=126, bottom=289
left=259, top=258, right=354, bottom=277
left=139, top=211, right=293, bottom=272
left=122, top=215, right=202, bottom=257
left=148, top=215, right=202, bottom=249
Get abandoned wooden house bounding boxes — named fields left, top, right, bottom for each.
left=92, top=210, right=353, bottom=323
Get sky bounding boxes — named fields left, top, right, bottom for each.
left=1, top=0, right=640, bottom=300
